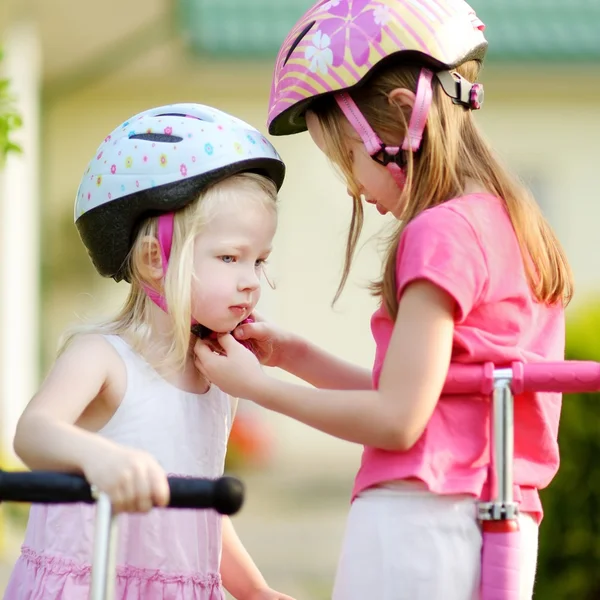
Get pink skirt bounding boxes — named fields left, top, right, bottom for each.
left=4, top=547, right=226, bottom=600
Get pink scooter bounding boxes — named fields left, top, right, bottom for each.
left=0, top=471, right=244, bottom=599
left=444, top=360, right=600, bottom=600
left=2, top=360, right=595, bottom=600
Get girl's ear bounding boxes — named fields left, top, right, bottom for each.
left=138, top=235, right=165, bottom=284
left=387, top=87, right=416, bottom=123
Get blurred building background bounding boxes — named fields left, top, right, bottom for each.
left=1, top=0, right=600, bottom=598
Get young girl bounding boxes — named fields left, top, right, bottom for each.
left=5, top=103, right=295, bottom=600
left=194, top=2, right=572, bottom=599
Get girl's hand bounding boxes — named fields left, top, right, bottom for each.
left=232, top=312, right=293, bottom=368
left=82, top=444, right=170, bottom=514
left=194, top=334, right=269, bottom=401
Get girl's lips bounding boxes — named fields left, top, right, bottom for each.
left=366, top=198, right=388, bottom=215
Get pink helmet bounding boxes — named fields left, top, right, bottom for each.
left=267, top=0, right=487, bottom=187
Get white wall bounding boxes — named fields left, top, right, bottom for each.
left=476, top=65, right=600, bottom=311
left=43, top=73, right=381, bottom=472
left=476, top=103, right=600, bottom=310
left=40, top=60, right=600, bottom=471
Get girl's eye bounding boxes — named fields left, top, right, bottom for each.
left=221, top=256, right=235, bottom=263
left=255, top=258, right=268, bottom=269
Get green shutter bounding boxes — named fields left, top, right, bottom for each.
left=470, top=0, right=600, bottom=62
left=178, top=0, right=312, bottom=59
left=178, top=0, right=600, bottom=62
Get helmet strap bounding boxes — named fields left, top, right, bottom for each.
left=142, top=212, right=181, bottom=316
left=334, top=68, right=434, bottom=190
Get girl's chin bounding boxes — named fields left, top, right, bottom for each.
left=376, top=202, right=388, bottom=215
left=191, top=317, right=245, bottom=339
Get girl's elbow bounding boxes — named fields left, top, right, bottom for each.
left=12, top=422, right=28, bottom=463
left=382, top=422, right=424, bottom=452
left=13, top=413, right=40, bottom=465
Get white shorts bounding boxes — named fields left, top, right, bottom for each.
left=332, top=482, right=539, bottom=600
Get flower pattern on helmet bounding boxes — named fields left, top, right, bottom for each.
left=317, top=1, right=383, bottom=67
left=305, top=30, right=334, bottom=74
left=74, top=103, right=285, bottom=222
left=267, top=0, right=488, bottom=135
left=373, top=4, right=392, bottom=25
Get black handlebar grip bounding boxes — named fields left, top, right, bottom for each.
left=0, top=470, right=93, bottom=504
left=0, top=471, right=245, bottom=515
left=168, top=475, right=245, bottom=515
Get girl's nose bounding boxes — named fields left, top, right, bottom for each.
left=239, top=269, right=260, bottom=291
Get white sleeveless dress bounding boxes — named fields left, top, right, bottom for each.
left=5, top=335, right=233, bottom=599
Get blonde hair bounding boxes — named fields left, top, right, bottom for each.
left=312, top=61, right=573, bottom=319
left=61, top=172, right=278, bottom=369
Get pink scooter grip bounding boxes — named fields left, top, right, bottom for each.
left=444, top=360, right=600, bottom=396
left=511, top=360, right=600, bottom=394
left=480, top=521, right=520, bottom=600
left=443, top=362, right=495, bottom=395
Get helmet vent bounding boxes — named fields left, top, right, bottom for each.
left=159, top=112, right=210, bottom=122
left=129, top=133, right=184, bottom=143
left=283, top=20, right=316, bottom=66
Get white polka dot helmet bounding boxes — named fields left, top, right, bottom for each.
left=75, top=103, right=286, bottom=281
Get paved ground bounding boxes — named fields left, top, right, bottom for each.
left=0, top=468, right=355, bottom=599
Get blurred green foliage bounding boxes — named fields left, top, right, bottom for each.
left=536, top=304, right=600, bottom=598
left=0, top=49, right=22, bottom=165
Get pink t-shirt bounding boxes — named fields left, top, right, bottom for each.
left=353, top=194, right=565, bottom=523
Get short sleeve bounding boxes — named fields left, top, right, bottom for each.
left=396, top=205, right=488, bottom=321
